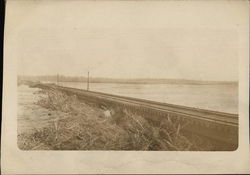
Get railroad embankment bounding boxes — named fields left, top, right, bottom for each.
left=17, top=84, right=228, bottom=150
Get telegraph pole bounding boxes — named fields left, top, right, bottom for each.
left=57, top=74, right=59, bottom=85
left=87, top=71, right=90, bottom=91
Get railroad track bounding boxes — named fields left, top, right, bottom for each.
left=55, top=85, right=237, bottom=125
left=31, top=82, right=239, bottom=150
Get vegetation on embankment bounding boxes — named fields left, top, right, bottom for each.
left=18, top=88, right=215, bottom=150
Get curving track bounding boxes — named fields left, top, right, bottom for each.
left=56, top=85, right=238, bottom=125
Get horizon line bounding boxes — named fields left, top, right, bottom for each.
left=18, top=74, right=238, bottom=82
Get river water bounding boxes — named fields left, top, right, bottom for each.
left=54, top=82, right=238, bottom=114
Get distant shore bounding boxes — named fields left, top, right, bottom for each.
left=18, top=75, right=238, bottom=85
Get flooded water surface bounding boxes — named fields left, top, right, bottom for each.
left=58, top=82, right=238, bottom=114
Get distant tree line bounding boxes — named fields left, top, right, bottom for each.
left=18, top=75, right=88, bottom=82
left=18, top=75, right=238, bottom=85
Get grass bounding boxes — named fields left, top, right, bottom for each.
left=18, top=88, right=214, bottom=150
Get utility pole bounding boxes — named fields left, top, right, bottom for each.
left=87, top=71, right=89, bottom=91
left=57, top=74, right=59, bottom=85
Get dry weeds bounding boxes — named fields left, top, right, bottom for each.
left=18, top=89, right=213, bottom=150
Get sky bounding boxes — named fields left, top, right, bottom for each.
left=6, top=0, right=248, bottom=81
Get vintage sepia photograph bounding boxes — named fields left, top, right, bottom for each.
left=14, top=0, right=240, bottom=151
